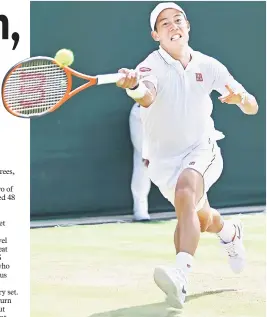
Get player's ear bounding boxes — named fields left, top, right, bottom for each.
left=151, top=30, right=160, bottom=42
left=187, top=20, right=190, bottom=32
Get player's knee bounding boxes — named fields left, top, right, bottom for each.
left=175, top=169, right=203, bottom=207
left=174, top=186, right=197, bottom=209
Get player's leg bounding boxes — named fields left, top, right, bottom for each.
left=198, top=199, right=223, bottom=233
left=198, top=200, right=236, bottom=239
left=173, top=199, right=217, bottom=252
left=195, top=142, right=246, bottom=273
left=154, top=167, right=204, bottom=309
left=198, top=200, right=245, bottom=274
left=173, top=168, right=203, bottom=254
left=153, top=138, right=222, bottom=308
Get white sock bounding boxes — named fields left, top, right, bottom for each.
left=217, top=220, right=236, bottom=243
left=176, top=252, right=194, bottom=277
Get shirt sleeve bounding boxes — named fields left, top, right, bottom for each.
left=211, top=58, right=246, bottom=96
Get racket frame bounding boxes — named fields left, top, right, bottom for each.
left=1, top=56, right=98, bottom=118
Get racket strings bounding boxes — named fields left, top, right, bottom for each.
left=3, top=59, right=68, bottom=116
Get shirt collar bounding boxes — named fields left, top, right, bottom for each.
left=158, top=46, right=196, bottom=67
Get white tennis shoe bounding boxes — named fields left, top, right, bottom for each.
left=220, top=220, right=246, bottom=274
left=154, top=266, right=187, bottom=309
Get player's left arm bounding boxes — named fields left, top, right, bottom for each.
left=218, top=84, right=258, bottom=115
left=211, top=59, right=259, bottom=115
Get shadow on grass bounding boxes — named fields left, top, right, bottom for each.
left=88, top=288, right=237, bottom=317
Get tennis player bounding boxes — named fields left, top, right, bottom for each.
left=116, top=2, right=258, bottom=309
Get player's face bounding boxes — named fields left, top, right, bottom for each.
left=152, top=9, right=190, bottom=50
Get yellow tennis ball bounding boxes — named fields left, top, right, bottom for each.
left=54, top=49, right=74, bottom=67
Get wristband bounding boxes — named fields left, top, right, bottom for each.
left=126, top=81, right=148, bottom=99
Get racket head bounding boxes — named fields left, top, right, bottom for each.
left=1, top=56, right=72, bottom=118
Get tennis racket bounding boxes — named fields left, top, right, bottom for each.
left=1, top=56, right=126, bottom=118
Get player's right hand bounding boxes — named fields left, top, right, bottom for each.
left=116, top=68, right=139, bottom=89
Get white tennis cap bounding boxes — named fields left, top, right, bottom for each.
left=150, top=2, right=187, bottom=31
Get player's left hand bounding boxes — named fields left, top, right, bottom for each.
left=218, top=85, right=243, bottom=104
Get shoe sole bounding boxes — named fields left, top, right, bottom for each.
left=154, top=267, right=184, bottom=309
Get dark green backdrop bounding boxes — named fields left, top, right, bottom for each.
left=30, top=1, right=266, bottom=219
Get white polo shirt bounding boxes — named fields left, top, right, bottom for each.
left=135, top=46, right=245, bottom=160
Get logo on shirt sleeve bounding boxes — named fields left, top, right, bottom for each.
left=195, top=73, right=203, bottom=82
left=139, top=67, right=152, bottom=73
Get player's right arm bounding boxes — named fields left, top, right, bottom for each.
left=116, top=68, right=157, bottom=108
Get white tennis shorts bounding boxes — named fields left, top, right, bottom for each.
left=147, top=137, right=223, bottom=211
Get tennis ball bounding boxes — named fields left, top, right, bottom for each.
left=54, top=49, right=74, bottom=67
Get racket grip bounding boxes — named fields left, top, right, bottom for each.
left=97, top=73, right=126, bottom=85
